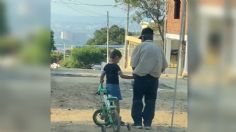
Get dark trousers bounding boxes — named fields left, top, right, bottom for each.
left=131, top=74, right=159, bottom=126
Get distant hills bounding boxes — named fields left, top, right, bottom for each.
left=51, top=14, right=141, bottom=49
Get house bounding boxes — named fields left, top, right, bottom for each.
left=120, top=36, right=141, bottom=72
left=121, top=0, right=188, bottom=75
left=121, top=0, right=234, bottom=76
left=165, top=0, right=188, bottom=76
left=190, top=0, right=236, bottom=75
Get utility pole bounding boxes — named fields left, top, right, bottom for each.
left=124, top=2, right=130, bottom=68
left=60, top=32, right=66, bottom=61
left=63, top=41, right=66, bottom=61
left=106, top=11, right=110, bottom=63
left=178, top=0, right=187, bottom=76
left=170, top=0, right=187, bottom=131
left=163, top=0, right=168, bottom=55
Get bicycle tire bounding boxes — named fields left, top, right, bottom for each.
left=111, top=110, right=121, bottom=132
left=101, top=125, right=106, bottom=132
left=93, top=109, right=109, bottom=126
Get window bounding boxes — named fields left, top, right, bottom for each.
left=174, top=0, right=181, bottom=19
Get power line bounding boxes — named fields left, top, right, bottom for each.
left=75, top=1, right=123, bottom=7
left=53, top=0, right=123, bottom=7
left=59, top=0, right=107, bottom=16
left=53, top=1, right=127, bottom=18
left=52, top=0, right=126, bottom=17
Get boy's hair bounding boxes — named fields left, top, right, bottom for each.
left=110, top=49, right=122, bottom=59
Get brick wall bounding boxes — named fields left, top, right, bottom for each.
left=166, top=0, right=188, bottom=35
left=166, top=0, right=228, bottom=35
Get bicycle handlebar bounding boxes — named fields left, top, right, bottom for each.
left=97, top=84, right=107, bottom=95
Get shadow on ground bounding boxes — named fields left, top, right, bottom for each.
left=51, top=122, right=187, bottom=132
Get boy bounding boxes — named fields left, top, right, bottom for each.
left=100, top=49, right=133, bottom=125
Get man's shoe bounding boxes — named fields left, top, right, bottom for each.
left=134, top=125, right=143, bottom=129
left=144, top=126, right=152, bottom=130
left=131, top=124, right=143, bottom=129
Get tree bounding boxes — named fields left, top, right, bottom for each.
left=51, top=31, right=56, bottom=51
left=20, top=29, right=51, bottom=65
left=86, top=25, right=125, bottom=45
left=115, top=0, right=166, bottom=42
left=0, top=1, right=8, bottom=35
left=61, top=46, right=106, bottom=68
left=50, top=51, right=63, bottom=63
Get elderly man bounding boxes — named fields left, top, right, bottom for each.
left=131, top=27, right=168, bottom=130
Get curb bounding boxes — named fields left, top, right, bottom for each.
left=51, top=72, right=100, bottom=77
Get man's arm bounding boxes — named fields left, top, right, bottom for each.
left=119, top=71, right=133, bottom=79
left=161, top=50, right=168, bottom=72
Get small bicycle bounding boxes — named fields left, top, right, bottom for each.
left=93, top=84, right=131, bottom=132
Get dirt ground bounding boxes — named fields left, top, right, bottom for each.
left=51, top=70, right=187, bottom=132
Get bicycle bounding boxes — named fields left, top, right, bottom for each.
left=93, top=84, right=132, bottom=132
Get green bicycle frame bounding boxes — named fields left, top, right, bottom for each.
left=97, top=84, right=118, bottom=124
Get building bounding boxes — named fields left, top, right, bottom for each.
left=122, top=0, right=188, bottom=75
left=122, top=0, right=235, bottom=76
left=120, top=36, right=141, bottom=72
left=191, top=0, right=236, bottom=75
left=165, top=0, right=188, bottom=76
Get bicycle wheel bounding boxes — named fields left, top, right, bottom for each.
left=111, top=110, right=121, bottom=132
left=101, top=125, right=106, bottom=132
left=93, top=109, right=109, bottom=126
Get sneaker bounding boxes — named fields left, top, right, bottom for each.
left=131, top=124, right=143, bottom=129
left=144, top=126, right=152, bottom=130
left=119, top=116, right=125, bottom=126
left=120, top=121, right=125, bottom=126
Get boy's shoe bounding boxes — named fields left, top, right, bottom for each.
left=119, top=116, right=125, bottom=126
left=120, top=121, right=125, bottom=126
left=144, top=126, right=152, bottom=130
left=131, top=124, right=143, bottom=129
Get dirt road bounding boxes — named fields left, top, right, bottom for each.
left=51, top=70, right=187, bottom=132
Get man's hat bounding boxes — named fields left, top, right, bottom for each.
left=139, top=27, right=154, bottom=39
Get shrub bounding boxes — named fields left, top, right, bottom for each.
left=50, top=51, right=63, bottom=63
left=60, top=46, right=106, bottom=68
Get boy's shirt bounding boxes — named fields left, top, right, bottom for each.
left=103, top=63, right=121, bottom=85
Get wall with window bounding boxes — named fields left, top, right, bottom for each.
left=166, top=0, right=188, bottom=35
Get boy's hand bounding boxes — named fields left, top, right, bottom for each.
left=100, top=79, right=104, bottom=84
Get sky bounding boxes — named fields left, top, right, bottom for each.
left=50, top=0, right=141, bottom=46
left=51, top=0, right=127, bottom=17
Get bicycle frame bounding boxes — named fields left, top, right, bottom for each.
left=98, top=84, right=117, bottom=124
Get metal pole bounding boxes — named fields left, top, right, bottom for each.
left=107, top=11, right=109, bottom=63
left=164, top=0, right=169, bottom=55
left=60, top=32, right=66, bottom=61
left=63, top=41, right=66, bottom=61
left=124, top=3, right=130, bottom=68
left=170, top=0, right=187, bottom=131
left=178, top=0, right=187, bottom=76
left=163, top=0, right=168, bottom=74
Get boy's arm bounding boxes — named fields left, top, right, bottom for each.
left=119, top=71, right=133, bottom=79
left=100, top=71, right=105, bottom=83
